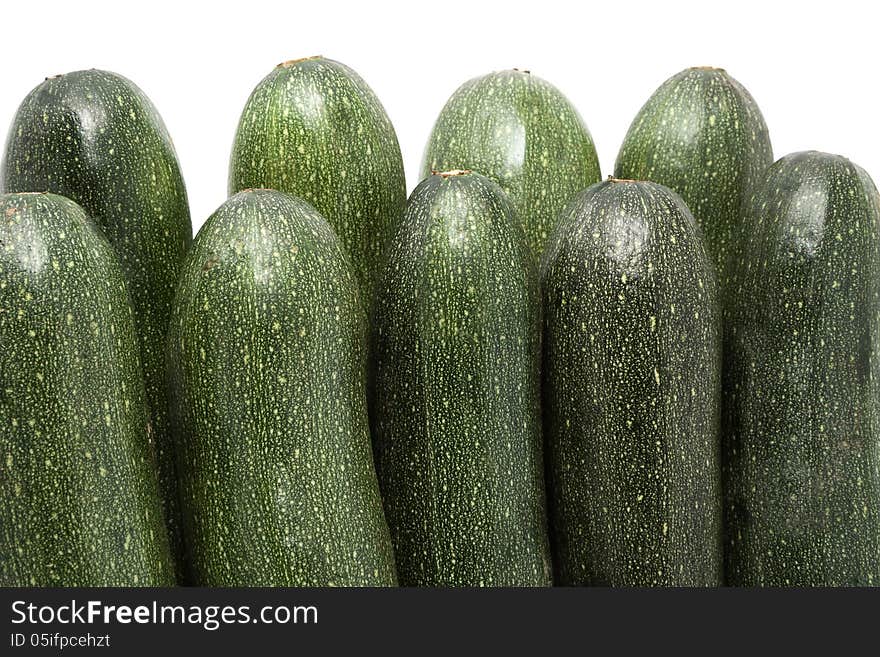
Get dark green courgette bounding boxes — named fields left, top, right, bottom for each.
left=0, top=192, right=173, bottom=586
left=370, top=171, right=552, bottom=586
left=724, top=151, right=880, bottom=586
left=542, top=179, right=722, bottom=586
left=1, top=70, right=192, bottom=577
left=168, top=189, right=396, bottom=586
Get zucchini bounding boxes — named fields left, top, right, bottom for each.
left=229, top=56, right=406, bottom=307
left=724, top=151, right=880, bottom=586
left=0, top=192, right=174, bottom=586
left=542, top=179, right=722, bottom=586
left=422, top=69, right=601, bottom=257
left=1, top=70, right=192, bottom=577
left=369, top=171, right=552, bottom=586
left=167, top=189, right=396, bottom=586
left=614, top=67, right=772, bottom=282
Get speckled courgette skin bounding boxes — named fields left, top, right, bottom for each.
left=724, top=151, right=880, bottom=586
left=167, top=190, right=396, bottom=586
left=229, top=56, right=406, bottom=308
left=369, top=172, right=551, bottom=586
left=1, top=70, right=192, bottom=578
left=0, top=193, right=174, bottom=586
left=614, top=67, right=772, bottom=283
left=422, top=70, right=601, bottom=258
left=542, top=179, right=722, bottom=586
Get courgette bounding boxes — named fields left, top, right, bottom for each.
left=422, top=69, right=601, bottom=257
left=614, top=67, right=772, bottom=282
left=542, top=179, right=722, bottom=586
left=0, top=192, right=174, bottom=586
left=167, top=189, right=396, bottom=586
left=1, top=70, right=192, bottom=576
left=229, top=56, right=406, bottom=308
left=370, top=171, right=552, bottom=586
left=724, top=151, right=880, bottom=586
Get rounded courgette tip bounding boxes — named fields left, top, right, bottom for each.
left=277, top=55, right=324, bottom=68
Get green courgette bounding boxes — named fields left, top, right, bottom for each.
left=167, top=189, right=396, bottom=586
left=724, top=151, right=880, bottom=586
left=369, top=171, right=551, bottom=586
left=542, top=179, right=722, bottom=586
left=1, top=70, right=192, bottom=577
left=422, top=69, right=601, bottom=257
left=0, top=192, right=174, bottom=586
left=229, top=56, right=406, bottom=308
left=614, top=67, right=772, bottom=282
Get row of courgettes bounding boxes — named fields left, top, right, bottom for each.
left=0, top=60, right=878, bottom=587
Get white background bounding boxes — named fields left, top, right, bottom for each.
left=1, top=0, right=877, bottom=231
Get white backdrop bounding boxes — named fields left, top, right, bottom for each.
left=1, top=0, right=877, bottom=230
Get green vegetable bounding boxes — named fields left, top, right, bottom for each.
left=422, top=69, right=601, bottom=257
left=0, top=192, right=174, bottom=586
left=1, top=70, right=193, bottom=577
left=167, top=189, right=396, bottom=586
left=724, top=151, right=880, bottom=586
left=369, top=171, right=552, bottom=586
left=614, top=67, right=772, bottom=282
left=542, top=179, right=722, bottom=586
left=229, top=56, right=406, bottom=308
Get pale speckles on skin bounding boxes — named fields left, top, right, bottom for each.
left=0, top=193, right=173, bottom=586
left=724, top=151, right=880, bottom=586
left=615, top=67, right=773, bottom=285
left=542, top=180, right=722, bottom=586
left=370, top=173, right=552, bottom=586
left=423, top=70, right=601, bottom=258
left=167, top=190, right=395, bottom=586
left=1, top=69, right=192, bottom=575
left=229, top=58, right=406, bottom=309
